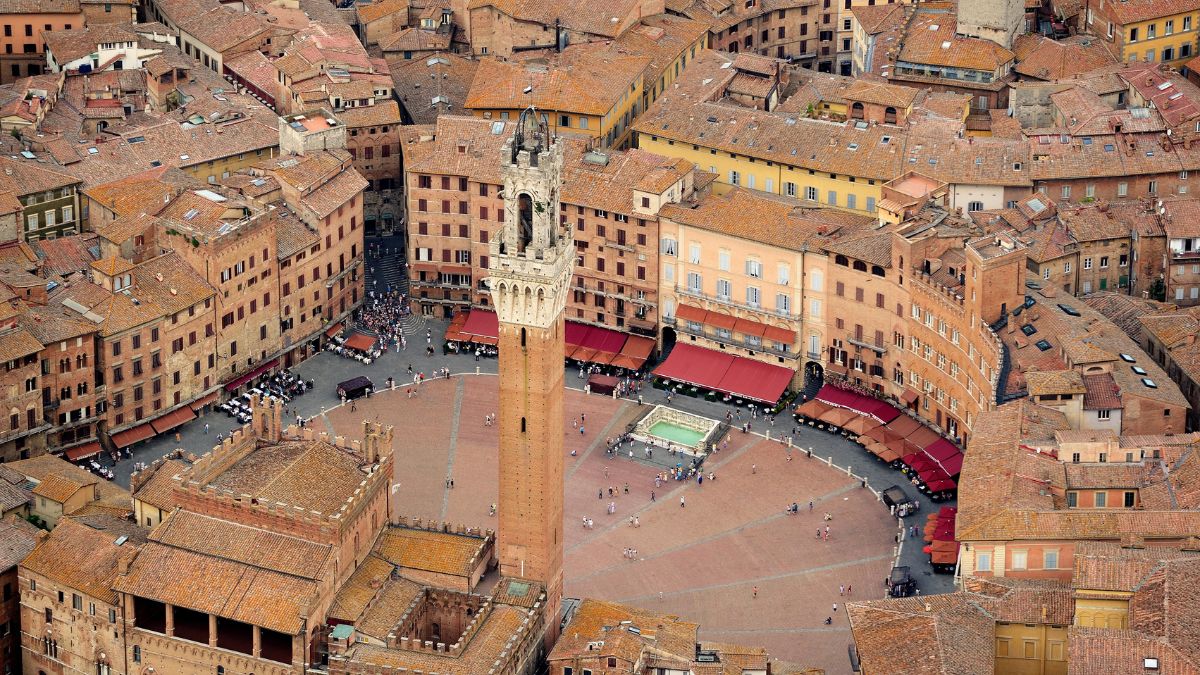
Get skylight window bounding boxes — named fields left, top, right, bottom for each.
left=1142, top=378, right=1158, bottom=388
left=1132, top=366, right=1147, bottom=375
left=1119, top=353, right=1136, bottom=362
left=1035, top=339, right=1052, bottom=351
left=847, top=143, right=859, bottom=151
left=1058, top=304, right=1081, bottom=317
left=1021, top=324, right=1037, bottom=336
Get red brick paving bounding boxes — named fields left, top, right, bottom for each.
left=324, top=376, right=893, bottom=674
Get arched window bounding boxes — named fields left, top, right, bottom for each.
left=884, top=106, right=897, bottom=124
left=517, top=193, right=533, bottom=252
left=851, top=102, right=865, bottom=120
left=871, top=265, right=885, bottom=277
left=853, top=260, right=867, bottom=272
left=834, top=255, right=849, bottom=267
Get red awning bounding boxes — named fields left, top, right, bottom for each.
left=223, top=358, right=279, bottom=392
left=720, top=357, right=794, bottom=404
left=653, top=343, right=793, bottom=404
left=111, top=424, right=154, bottom=448
left=923, top=438, right=964, bottom=477
left=609, top=355, right=640, bottom=369
left=565, top=321, right=591, bottom=346
left=900, top=389, right=919, bottom=404
left=64, top=441, right=102, bottom=461
left=733, top=317, right=766, bottom=337
left=705, top=311, right=737, bottom=330
left=325, top=322, right=344, bottom=338
left=461, top=310, right=499, bottom=339
left=585, top=327, right=627, bottom=354
left=344, top=333, right=377, bottom=352
left=655, top=343, right=733, bottom=391
left=150, top=406, right=197, bottom=434
left=814, top=385, right=902, bottom=423
left=763, top=324, right=797, bottom=344
left=572, top=347, right=599, bottom=363
left=675, top=304, right=707, bottom=323
left=190, top=391, right=219, bottom=411
left=615, top=335, right=655, bottom=369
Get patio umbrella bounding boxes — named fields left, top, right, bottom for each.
left=877, top=447, right=903, bottom=463
left=844, top=415, right=881, bottom=436
left=819, top=408, right=858, bottom=427
left=861, top=440, right=889, bottom=457
left=796, top=399, right=834, bottom=419
left=865, top=424, right=905, bottom=445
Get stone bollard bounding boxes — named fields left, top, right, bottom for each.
left=826, top=456, right=833, bottom=467
left=476, top=366, right=480, bottom=375
left=846, top=465, right=852, bottom=476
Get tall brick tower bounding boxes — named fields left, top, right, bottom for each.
left=488, top=108, right=572, bottom=643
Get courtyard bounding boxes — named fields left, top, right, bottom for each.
left=323, top=375, right=897, bottom=672
left=113, top=315, right=953, bottom=674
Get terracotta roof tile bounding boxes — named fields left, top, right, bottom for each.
left=373, top=527, right=488, bottom=577
left=114, top=542, right=316, bottom=634
left=0, top=326, right=42, bottom=362
left=465, top=51, right=650, bottom=117
left=150, top=509, right=332, bottom=579
left=22, top=518, right=134, bottom=604
left=1082, top=372, right=1124, bottom=410
left=0, top=517, right=38, bottom=570
left=31, top=472, right=95, bottom=503
left=201, top=438, right=372, bottom=516
left=129, top=459, right=188, bottom=512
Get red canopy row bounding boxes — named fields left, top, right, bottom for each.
left=447, top=310, right=655, bottom=369
left=814, top=384, right=901, bottom=423
left=653, top=343, right=793, bottom=404
left=925, top=507, right=959, bottom=565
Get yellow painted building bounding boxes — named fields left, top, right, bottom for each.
left=1091, top=0, right=1200, bottom=66
left=638, top=123, right=894, bottom=215
left=634, top=51, right=908, bottom=215
left=994, top=622, right=1069, bottom=675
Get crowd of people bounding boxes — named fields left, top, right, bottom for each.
left=355, top=289, right=411, bottom=354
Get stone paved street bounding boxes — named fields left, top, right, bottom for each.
left=111, top=315, right=956, bottom=673
left=325, top=376, right=896, bottom=673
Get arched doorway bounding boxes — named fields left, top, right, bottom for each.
left=661, top=326, right=677, bottom=355
left=803, top=361, right=824, bottom=393
left=851, top=102, right=865, bottom=120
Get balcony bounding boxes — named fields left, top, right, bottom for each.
left=676, top=285, right=800, bottom=320
left=847, top=338, right=887, bottom=354
left=675, top=321, right=799, bottom=360
left=603, top=239, right=634, bottom=253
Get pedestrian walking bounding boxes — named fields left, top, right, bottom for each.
left=651, top=490, right=656, bottom=502
left=833, top=603, right=838, bottom=613
left=680, top=496, right=686, bottom=508
left=752, top=586, right=758, bottom=598
left=839, top=585, right=845, bottom=596
left=751, top=463, right=757, bottom=474
left=204, top=423, right=209, bottom=434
